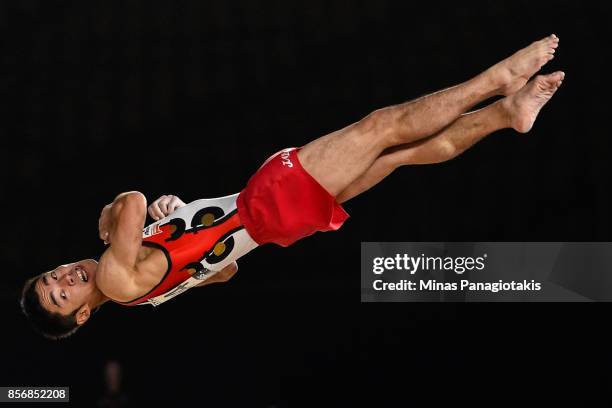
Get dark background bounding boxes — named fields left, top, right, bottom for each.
left=1, top=1, right=611, bottom=406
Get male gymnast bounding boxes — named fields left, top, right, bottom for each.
left=21, top=35, right=564, bottom=339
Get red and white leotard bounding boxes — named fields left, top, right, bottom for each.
left=116, top=193, right=258, bottom=307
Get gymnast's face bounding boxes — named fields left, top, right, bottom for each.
left=35, top=259, right=101, bottom=320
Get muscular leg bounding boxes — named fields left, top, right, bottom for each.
left=297, top=35, right=559, bottom=197
left=336, top=72, right=565, bottom=203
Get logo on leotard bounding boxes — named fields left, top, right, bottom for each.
left=280, top=151, right=293, bottom=168
left=142, top=223, right=162, bottom=238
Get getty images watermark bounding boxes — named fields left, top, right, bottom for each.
left=359, top=242, right=609, bottom=302
left=370, top=252, right=541, bottom=293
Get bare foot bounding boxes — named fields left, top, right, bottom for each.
left=502, top=71, right=565, bottom=133
left=488, top=34, right=560, bottom=96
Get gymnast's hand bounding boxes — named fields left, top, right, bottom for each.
left=148, top=195, right=186, bottom=221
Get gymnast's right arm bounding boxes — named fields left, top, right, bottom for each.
left=98, top=191, right=147, bottom=265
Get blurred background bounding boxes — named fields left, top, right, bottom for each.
left=1, top=1, right=612, bottom=406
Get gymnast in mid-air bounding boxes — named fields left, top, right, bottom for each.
left=21, top=35, right=564, bottom=339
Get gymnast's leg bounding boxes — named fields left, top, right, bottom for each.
left=297, top=35, right=559, bottom=197
left=335, top=72, right=565, bottom=203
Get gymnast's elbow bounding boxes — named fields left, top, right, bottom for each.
left=112, top=192, right=147, bottom=215
left=115, top=191, right=146, bottom=206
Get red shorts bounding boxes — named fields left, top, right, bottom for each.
left=236, top=147, right=350, bottom=247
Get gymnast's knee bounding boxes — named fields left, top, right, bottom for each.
left=430, top=140, right=458, bottom=163
left=356, top=107, right=401, bottom=147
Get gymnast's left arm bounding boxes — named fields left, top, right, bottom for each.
left=196, top=261, right=239, bottom=287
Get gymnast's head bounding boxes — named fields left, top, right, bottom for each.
left=20, top=259, right=107, bottom=340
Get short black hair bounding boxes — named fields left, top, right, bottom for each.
left=20, top=275, right=80, bottom=340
